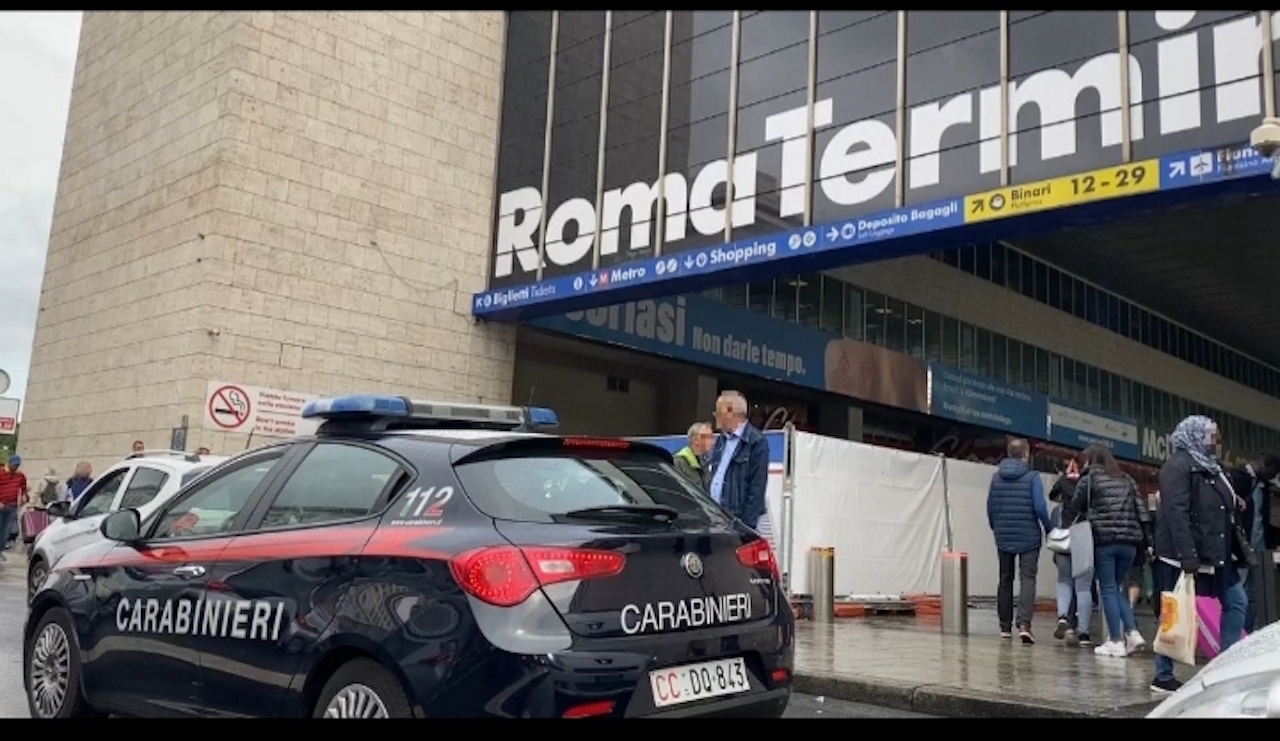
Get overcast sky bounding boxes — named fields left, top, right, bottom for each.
left=0, top=12, right=81, bottom=411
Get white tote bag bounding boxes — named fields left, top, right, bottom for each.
left=1154, top=573, right=1198, bottom=665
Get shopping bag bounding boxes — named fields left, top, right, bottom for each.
left=1195, top=595, right=1247, bottom=661
left=1154, top=573, right=1198, bottom=665
left=20, top=508, right=50, bottom=543
left=1069, top=521, right=1094, bottom=578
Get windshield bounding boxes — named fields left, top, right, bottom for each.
left=454, top=453, right=731, bottom=526
left=180, top=466, right=211, bottom=487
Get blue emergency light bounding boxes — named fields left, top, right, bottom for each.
left=300, top=394, right=559, bottom=432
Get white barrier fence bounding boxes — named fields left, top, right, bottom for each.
left=782, top=429, right=1059, bottom=600
left=639, top=427, right=1060, bottom=601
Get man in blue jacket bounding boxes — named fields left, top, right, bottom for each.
left=987, top=437, right=1053, bottom=644
left=707, top=391, right=769, bottom=529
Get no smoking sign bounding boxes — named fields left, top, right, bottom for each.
left=208, top=385, right=251, bottom=430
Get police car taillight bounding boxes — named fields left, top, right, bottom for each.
left=449, top=545, right=625, bottom=607
left=561, top=437, right=631, bottom=450
left=735, top=539, right=780, bottom=583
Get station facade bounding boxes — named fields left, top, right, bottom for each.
left=20, top=11, right=1280, bottom=476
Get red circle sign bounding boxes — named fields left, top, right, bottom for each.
left=208, top=385, right=251, bottom=430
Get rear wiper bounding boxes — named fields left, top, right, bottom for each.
left=561, top=504, right=679, bottom=523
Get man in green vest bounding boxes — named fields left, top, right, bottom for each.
left=673, top=421, right=714, bottom=491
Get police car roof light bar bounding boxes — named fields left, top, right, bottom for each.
left=300, top=394, right=560, bottom=432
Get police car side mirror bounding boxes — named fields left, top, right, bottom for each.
left=46, top=500, right=71, bottom=519
left=100, top=509, right=142, bottom=544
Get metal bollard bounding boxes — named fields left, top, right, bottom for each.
left=809, top=547, right=835, bottom=623
left=940, top=550, right=969, bottom=635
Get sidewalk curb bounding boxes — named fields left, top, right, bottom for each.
left=793, top=673, right=1158, bottom=718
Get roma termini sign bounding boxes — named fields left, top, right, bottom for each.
left=478, top=11, right=1280, bottom=319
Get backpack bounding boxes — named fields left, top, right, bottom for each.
left=38, top=479, right=60, bottom=505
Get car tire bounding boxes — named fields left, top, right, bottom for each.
left=28, top=557, right=47, bottom=598
left=313, top=658, right=413, bottom=718
left=25, top=607, right=99, bottom=718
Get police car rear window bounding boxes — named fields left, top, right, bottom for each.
left=453, top=454, right=731, bottom=526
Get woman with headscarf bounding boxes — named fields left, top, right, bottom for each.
left=1149, top=415, right=1251, bottom=695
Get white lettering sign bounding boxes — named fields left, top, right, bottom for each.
left=493, top=12, right=1280, bottom=279
left=116, top=596, right=287, bottom=641
left=204, top=381, right=320, bottom=439
left=619, top=593, right=753, bottom=635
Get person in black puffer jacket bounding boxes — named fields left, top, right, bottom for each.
left=1071, top=443, right=1148, bottom=659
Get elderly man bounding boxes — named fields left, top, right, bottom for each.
left=673, top=422, right=714, bottom=490
left=706, top=391, right=769, bottom=528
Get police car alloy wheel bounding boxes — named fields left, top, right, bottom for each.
left=24, top=608, right=97, bottom=719
left=30, top=622, right=69, bottom=717
left=28, top=558, right=47, bottom=597
left=324, top=684, right=389, bottom=718
left=314, top=659, right=412, bottom=718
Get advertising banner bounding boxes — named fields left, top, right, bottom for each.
left=1047, top=400, right=1140, bottom=460
left=927, top=363, right=1048, bottom=438
left=531, top=294, right=928, bottom=413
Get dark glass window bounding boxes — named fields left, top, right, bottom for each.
left=844, top=285, right=864, bottom=340
left=813, top=13, right=899, bottom=222
left=864, top=291, right=886, bottom=347
left=820, top=276, right=842, bottom=334
left=734, top=16, right=810, bottom=242
left=599, top=12, right=666, bottom=269
left=799, top=274, right=822, bottom=328
left=663, top=22, right=734, bottom=255
left=905, top=11, right=999, bottom=54
left=925, top=309, right=943, bottom=362
left=906, top=303, right=926, bottom=359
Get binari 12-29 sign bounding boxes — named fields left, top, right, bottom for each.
left=491, top=11, right=1280, bottom=285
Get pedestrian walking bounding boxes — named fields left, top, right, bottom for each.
left=66, top=461, right=93, bottom=501
left=1225, top=453, right=1280, bottom=632
left=1070, top=444, right=1148, bottom=658
left=706, top=391, right=769, bottom=529
left=987, top=437, right=1053, bottom=643
left=0, top=455, right=28, bottom=562
left=1051, top=454, right=1094, bottom=646
left=1150, top=415, right=1250, bottom=694
left=672, top=422, right=714, bottom=491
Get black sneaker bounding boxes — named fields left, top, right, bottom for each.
left=1018, top=625, right=1035, bottom=644
left=1078, top=633, right=1092, bottom=646
left=1151, top=677, right=1183, bottom=694
left=1054, top=617, right=1070, bottom=639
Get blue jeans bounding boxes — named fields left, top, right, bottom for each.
left=0, top=505, right=16, bottom=550
left=1055, top=552, right=1093, bottom=633
left=1095, top=543, right=1139, bottom=642
left=1153, top=560, right=1248, bottom=682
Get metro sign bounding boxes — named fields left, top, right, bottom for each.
left=493, top=11, right=1280, bottom=281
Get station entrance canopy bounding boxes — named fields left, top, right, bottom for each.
left=472, top=11, right=1280, bottom=323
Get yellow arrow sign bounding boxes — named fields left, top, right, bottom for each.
left=964, top=159, right=1160, bottom=224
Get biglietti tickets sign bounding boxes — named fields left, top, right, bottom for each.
left=475, top=11, right=1280, bottom=320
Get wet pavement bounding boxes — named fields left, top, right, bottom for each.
left=0, top=549, right=31, bottom=717
left=784, top=692, right=938, bottom=718
left=794, top=604, right=1193, bottom=717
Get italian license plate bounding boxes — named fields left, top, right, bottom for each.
left=649, top=657, right=749, bottom=708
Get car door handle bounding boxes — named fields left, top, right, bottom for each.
left=172, top=565, right=206, bottom=580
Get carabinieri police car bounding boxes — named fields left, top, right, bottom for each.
left=24, top=395, right=794, bottom=718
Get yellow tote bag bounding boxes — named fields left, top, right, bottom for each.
left=1154, top=573, right=1198, bottom=665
